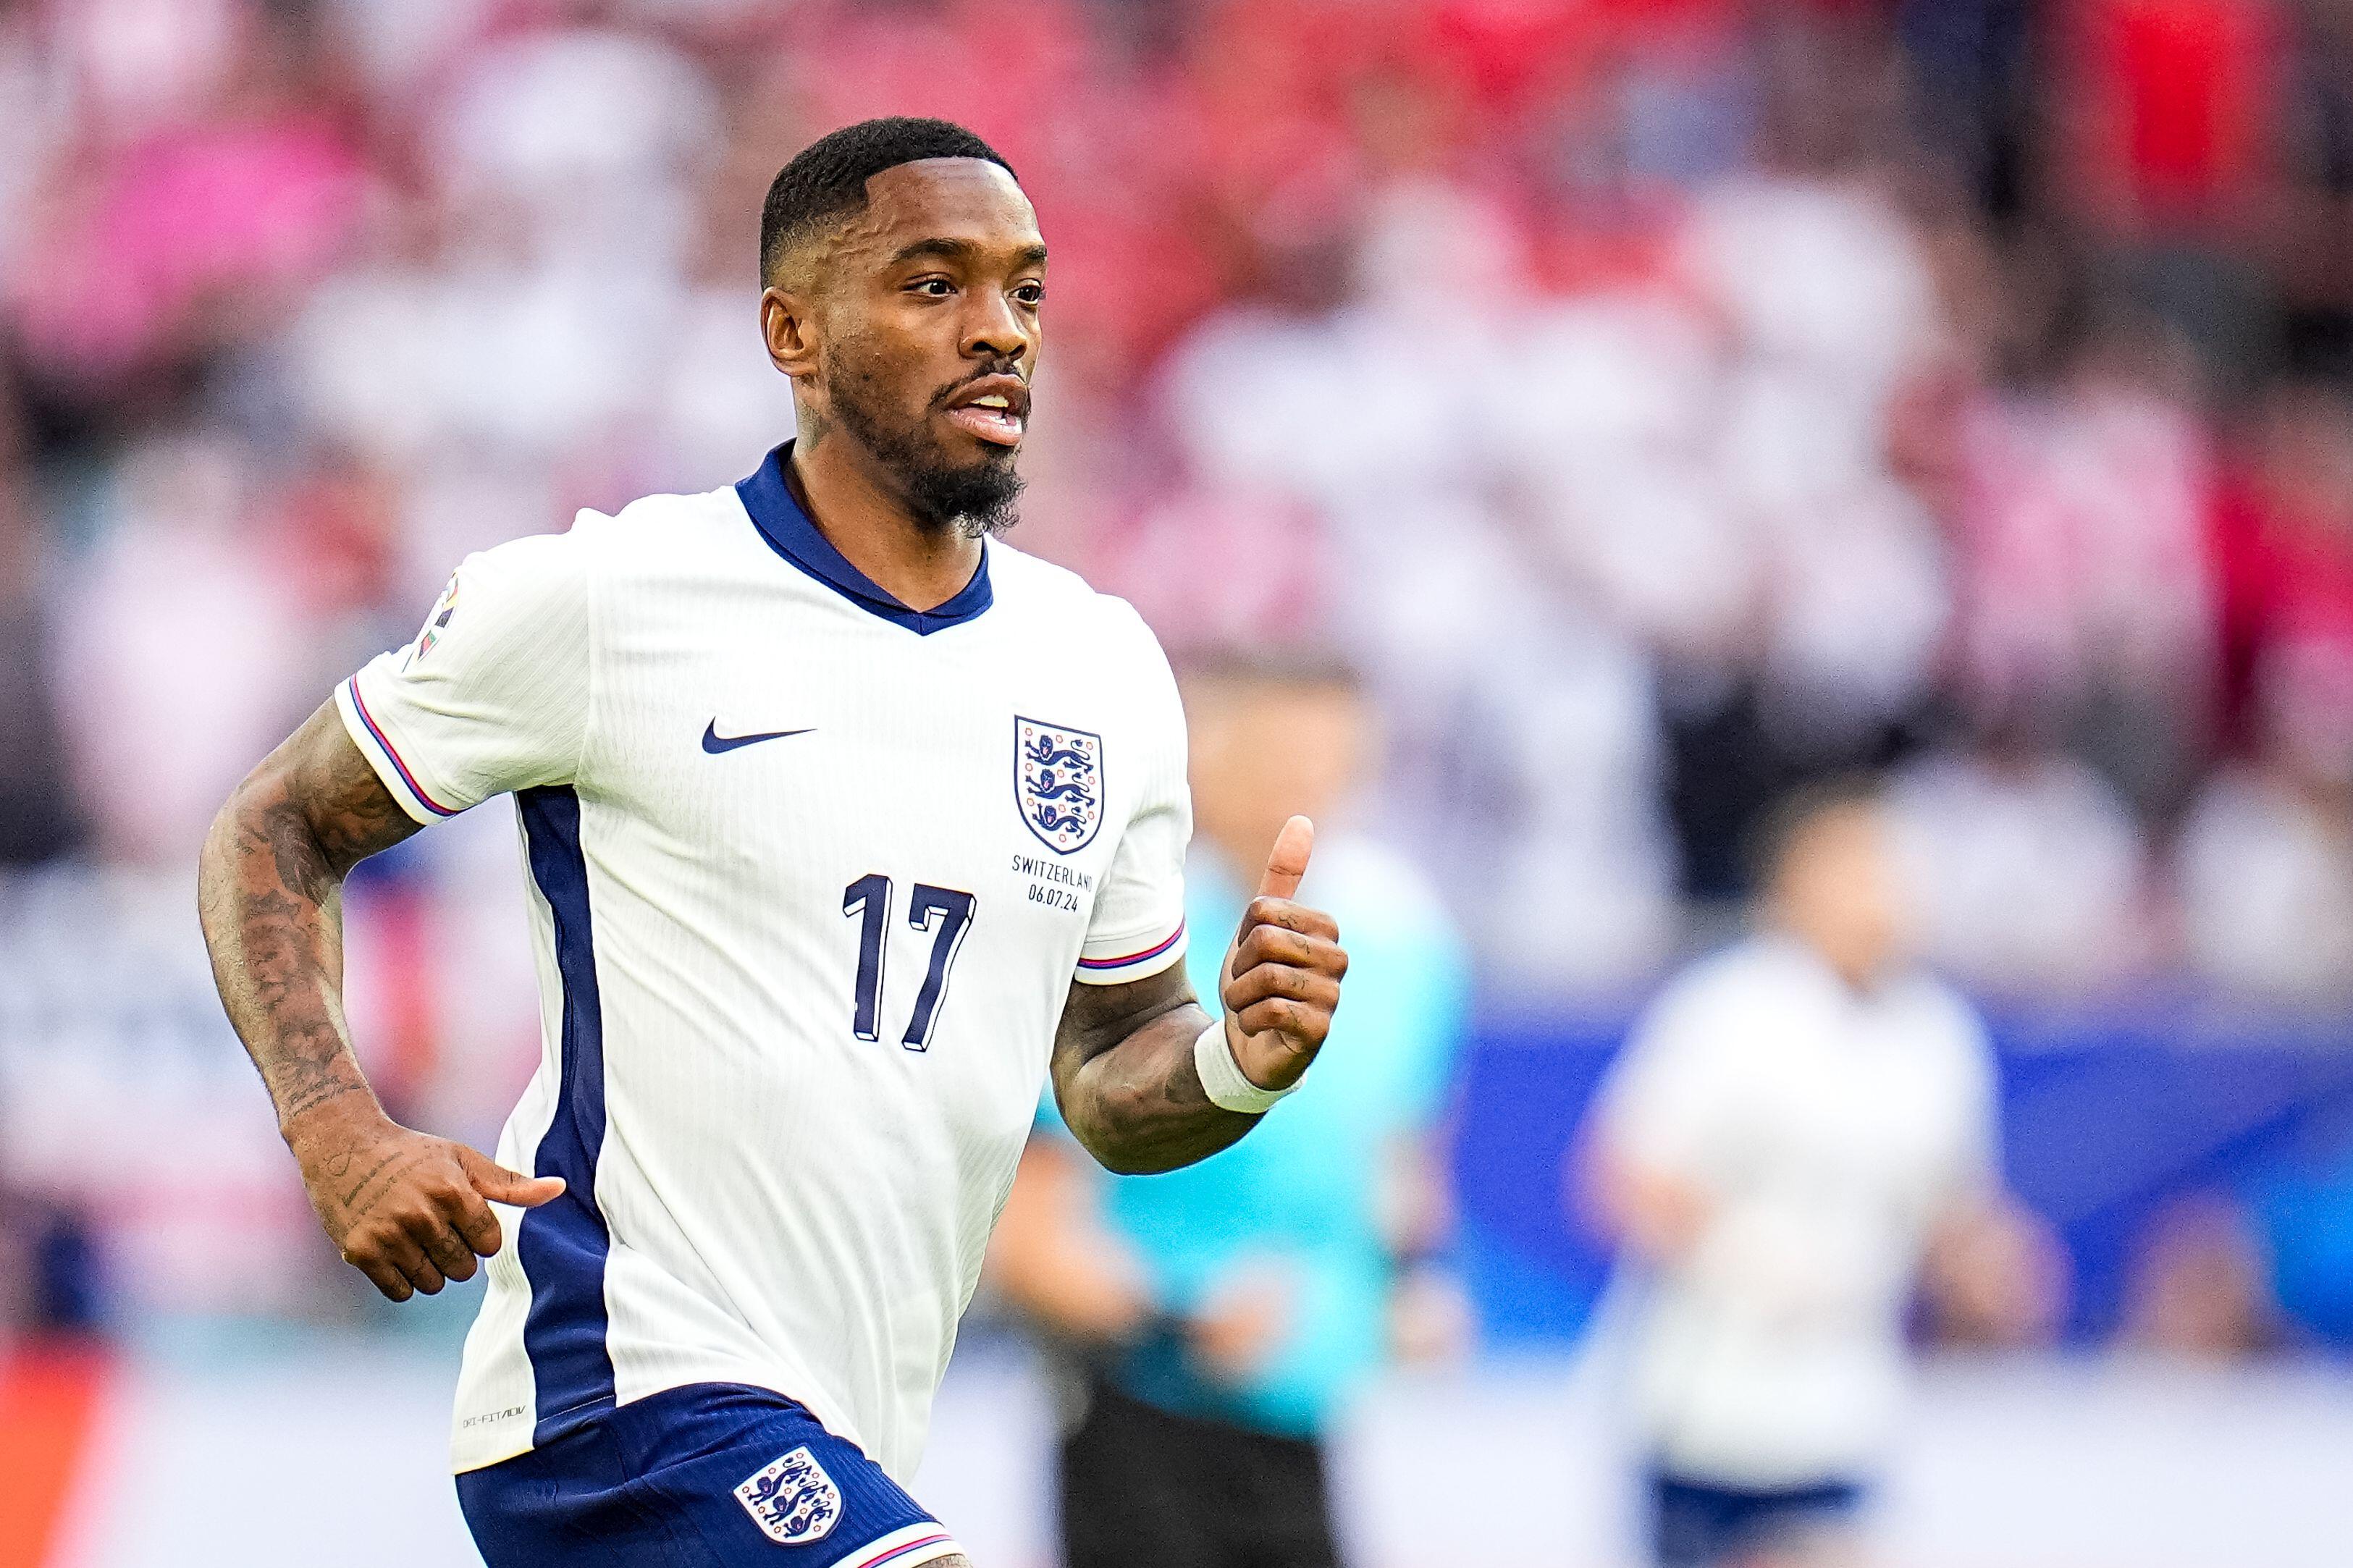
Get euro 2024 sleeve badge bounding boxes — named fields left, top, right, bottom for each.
left=1014, top=717, right=1103, bottom=855
left=403, top=574, right=460, bottom=669
left=734, top=1445, right=841, bottom=1545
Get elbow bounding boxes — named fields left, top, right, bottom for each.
left=1064, top=1116, right=1147, bottom=1177
left=1085, top=1142, right=1171, bottom=1179
left=199, top=769, right=272, bottom=879
left=196, top=779, right=265, bottom=942
left=1068, top=1105, right=1201, bottom=1177
left=1061, top=1095, right=1170, bottom=1177
left=198, top=783, right=250, bottom=892
left=198, top=762, right=319, bottom=915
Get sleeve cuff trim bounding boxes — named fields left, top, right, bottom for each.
left=1073, top=921, right=1187, bottom=984
left=341, top=676, right=464, bottom=819
left=1077, top=919, right=1185, bottom=971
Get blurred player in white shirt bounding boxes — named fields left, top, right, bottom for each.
left=1584, top=782, right=2049, bottom=1568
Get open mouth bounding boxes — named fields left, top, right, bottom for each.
left=941, top=376, right=1029, bottom=447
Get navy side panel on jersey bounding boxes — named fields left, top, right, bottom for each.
left=517, top=784, right=618, bottom=1441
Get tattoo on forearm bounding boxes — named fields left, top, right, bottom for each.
left=198, top=701, right=423, bottom=1139
left=308, top=758, right=416, bottom=877
left=1049, top=969, right=1253, bottom=1174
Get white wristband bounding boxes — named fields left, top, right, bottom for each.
left=1193, top=1019, right=1296, bottom=1114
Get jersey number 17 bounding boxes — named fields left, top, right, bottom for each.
left=841, top=874, right=975, bottom=1051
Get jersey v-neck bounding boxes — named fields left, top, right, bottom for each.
left=735, top=440, right=994, bottom=635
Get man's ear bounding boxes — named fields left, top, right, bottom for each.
left=761, top=286, right=819, bottom=382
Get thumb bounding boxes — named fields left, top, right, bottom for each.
left=458, top=1145, right=567, bottom=1208
left=1254, top=815, right=1316, bottom=901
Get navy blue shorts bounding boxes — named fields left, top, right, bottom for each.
left=1647, top=1468, right=1863, bottom=1567
left=458, top=1383, right=961, bottom=1568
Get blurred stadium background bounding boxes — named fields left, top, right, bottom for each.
left=3, top=0, right=2353, bottom=1563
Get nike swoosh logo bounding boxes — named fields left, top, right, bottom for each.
left=702, top=720, right=816, bottom=754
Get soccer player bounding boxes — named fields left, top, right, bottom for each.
left=195, top=118, right=1350, bottom=1568
left=1582, top=782, right=2042, bottom=1568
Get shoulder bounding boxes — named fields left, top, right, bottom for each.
left=434, top=521, right=594, bottom=636
left=454, top=486, right=708, bottom=572
left=1625, top=940, right=1806, bottom=1062
left=448, top=484, right=768, bottom=636
left=566, top=482, right=752, bottom=573
left=990, top=542, right=1157, bottom=632
left=989, top=541, right=1178, bottom=691
left=1651, top=939, right=1791, bottom=1014
left=458, top=484, right=779, bottom=628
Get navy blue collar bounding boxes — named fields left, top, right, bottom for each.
left=735, top=442, right=993, bottom=635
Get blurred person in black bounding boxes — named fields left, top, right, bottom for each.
left=1580, top=781, right=2054, bottom=1568
left=990, top=654, right=1470, bottom=1568
left=0, top=382, right=80, bottom=866
left=0, top=382, right=110, bottom=1343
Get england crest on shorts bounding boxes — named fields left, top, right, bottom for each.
left=733, top=1446, right=841, bottom=1546
left=1014, top=717, right=1103, bottom=855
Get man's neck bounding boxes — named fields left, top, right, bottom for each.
left=1769, top=923, right=1888, bottom=997
left=786, top=433, right=983, bottom=612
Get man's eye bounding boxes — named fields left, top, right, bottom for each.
left=1014, top=284, right=1045, bottom=306
left=911, top=279, right=955, bottom=297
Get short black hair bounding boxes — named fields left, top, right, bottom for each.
left=759, top=117, right=1015, bottom=286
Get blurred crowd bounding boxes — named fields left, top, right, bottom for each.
left=0, top=19, right=2349, bottom=1565
left=4, top=0, right=2353, bottom=1006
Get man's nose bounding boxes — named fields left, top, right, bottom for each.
left=962, top=292, right=1031, bottom=362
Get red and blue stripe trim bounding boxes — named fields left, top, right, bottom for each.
left=845, top=1530, right=956, bottom=1568
left=344, top=677, right=463, bottom=817
left=1077, top=920, right=1185, bottom=972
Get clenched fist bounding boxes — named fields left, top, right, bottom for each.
left=285, top=1100, right=565, bottom=1302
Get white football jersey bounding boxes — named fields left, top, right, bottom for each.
left=334, top=444, right=1192, bottom=1480
left=1596, top=935, right=1997, bottom=1485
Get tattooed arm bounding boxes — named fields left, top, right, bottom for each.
left=1051, top=964, right=1242, bottom=1175
left=197, top=701, right=563, bottom=1302
left=1050, top=816, right=1347, bottom=1175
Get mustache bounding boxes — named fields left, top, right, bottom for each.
left=929, top=362, right=1030, bottom=413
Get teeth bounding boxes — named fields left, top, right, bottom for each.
left=972, top=395, right=1011, bottom=409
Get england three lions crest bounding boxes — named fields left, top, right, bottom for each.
left=1015, top=717, right=1103, bottom=855
left=734, top=1446, right=841, bottom=1545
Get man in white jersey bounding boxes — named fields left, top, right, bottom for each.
left=1583, top=782, right=2037, bottom=1567
left=196, top=118, right=1350, bottom=1568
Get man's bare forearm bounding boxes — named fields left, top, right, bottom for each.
left=1051, top=967, right=1258, bottom=1176
left=197, top=702, right=419, bottom=1137
left=201, top=701, right=565, bottom=1301
left=1058, top=1006, right=1260, bottom=1172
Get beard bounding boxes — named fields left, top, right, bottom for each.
left=822, top=347, right=1025, bottom=539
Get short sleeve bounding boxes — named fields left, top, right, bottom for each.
left=335, top=530, right=591, bottom=824
left=1073, top=610, right=1192, bottom=985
